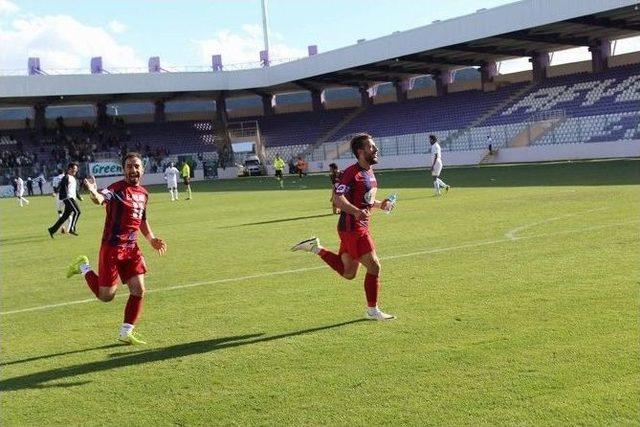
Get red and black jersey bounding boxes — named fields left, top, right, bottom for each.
left=99, top=180, right=149, bottom=247
left=334, top=163, right=377, bottom=232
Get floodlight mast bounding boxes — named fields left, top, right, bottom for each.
left=261, top=0, right=270, bottom=54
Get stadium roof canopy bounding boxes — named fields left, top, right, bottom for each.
left=0, top=0, right=639, bottom=106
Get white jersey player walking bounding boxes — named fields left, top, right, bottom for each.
left=429, top=134, right=450, bottom=196
left=15, top=177, right=29, bottom=207
left=164, top=163, right=180, bottom=201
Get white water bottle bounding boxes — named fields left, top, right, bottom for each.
left=384, top=193, right=397, bottom=214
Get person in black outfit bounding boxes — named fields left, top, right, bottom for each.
left=48, top=163, right=83, bottom=237
left=26, top=177, right=34, bottom=196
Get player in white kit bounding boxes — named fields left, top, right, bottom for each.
left=164, top=162, right=180, bottom=201
left=15, top=176, right=30, bottom=207
left=429, top=134, right=450, bottom=196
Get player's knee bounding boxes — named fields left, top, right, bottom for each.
left=98, top=292, right=115, bottom=302
left=342, top=269, right=357, bottom=280
left=368, top=262, right=381, bottom=276
left=131, top=287, right=145, bottom=298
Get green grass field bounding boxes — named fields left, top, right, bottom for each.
left=1, top=159, right=639, bottom=426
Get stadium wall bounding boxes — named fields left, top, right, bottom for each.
left=302, top=140, right=640, bottom=173
left=547, top=60, right=592, bottom=77
left=0, top=169, right=207, bottom=196
left=228, top=107, right=263, bottom=119
left=275, top=103, right=312, bottom=114
left=448, top=80, right=482, bottom=93
left=609, top=51, right=640, bottom=67
left=325, top=98, right=362, bottom=109
left=408, top=87, right=437, bottom=99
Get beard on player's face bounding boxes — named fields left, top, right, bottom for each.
left=363, top=145, right=379, bottom=165
left=124, top=162, right=143, bottom=185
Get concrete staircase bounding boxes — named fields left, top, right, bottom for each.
left=302, top=106, right=367, bottom=159
left=508, top=110, right=567, bottom=148
left=444, top=82, right=537, bottom=148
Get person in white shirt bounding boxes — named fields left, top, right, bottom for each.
left=429, top=134, right=450, bottom=196
left=164, top=162, right=180, bottom=201
left=15, top=176, right=29, bottom=207
left=48, top=162, right=82, bottom=237
left=52, top=169, right=72, bottom=233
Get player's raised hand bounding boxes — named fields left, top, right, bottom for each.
left=84, top=176, right=97, bottom=192
left=151, top=237, right=167, bottom=255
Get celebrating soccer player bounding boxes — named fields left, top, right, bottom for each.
left=66, top=153, right=167, bottom=344
left=291, top=133, right=395, bottom=320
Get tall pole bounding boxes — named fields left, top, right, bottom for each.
left=261, top=0, right=270, bottom=54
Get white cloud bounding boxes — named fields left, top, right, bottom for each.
left=107, top=20, right=127, bottom=34
left=191, top=24, right=306, bottom=66
left=0, top=13, right=144, bottom=71
left=0, top=0, right=19, bottom=15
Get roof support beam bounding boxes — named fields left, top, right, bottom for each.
left=444, top=44, right=530, bottom=58
left=399, top=53, right=482, bottom=67
left=565, top=16, right=640, bottom=32
left=350, top=65, right=428, bottom=77
left=495, top=30, right=591, bottom=46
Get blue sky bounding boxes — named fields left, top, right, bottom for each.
left=0, top=0, right=639, bottom=73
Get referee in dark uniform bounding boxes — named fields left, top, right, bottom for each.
left=48, top=162, right=83, bottom=237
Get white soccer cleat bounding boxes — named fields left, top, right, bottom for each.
left=365, top=307, right=396, bottom=321
left=290, top=237, right=319, bottom=253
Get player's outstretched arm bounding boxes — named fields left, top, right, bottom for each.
left=84, top=176, right=105, bottom=205
left=140, top=220, right=167, bottom=255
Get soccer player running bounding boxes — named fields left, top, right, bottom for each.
left=429, top=134, right=450, bottom=196
left=273, top=154, right=286, bottom=188
left=15, top=176, right=29, bottom=207
left=329, top=162, right=342, bottom=214
left=181, top=161, right=192, bottom=200
left=291, top=133, right=396, bottom=320
left=66, top=153, right=167, bottom=344
left=164, top=162, right=180, bottom=201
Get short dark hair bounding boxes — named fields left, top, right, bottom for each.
left=429, top=134, right=438, bottom=143
left=67, top=162, right=79, bottom=170
left=122, top=152, right=143, bottom=168
left=350, top=133, right=372, bottom=157
left=329, top=163, right=338, bottom=169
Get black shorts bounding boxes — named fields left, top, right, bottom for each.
left=183, top=177, right=191, bottom=185
left=275, top=169, right=283, bottom=178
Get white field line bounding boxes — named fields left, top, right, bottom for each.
left=504, top=207, right=609, bottom=241
left=2, top=219, right=638, bottom=317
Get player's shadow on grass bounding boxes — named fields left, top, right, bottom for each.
left=0, top=319, right=367, bottom=391
left=220, top=213, right=335, bottom=228
left=0, top=344, right=122, bottom=367
left=0, top=235, right=48, bottom=246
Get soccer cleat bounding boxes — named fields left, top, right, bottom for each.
left=69, top=230, right=79, bottom=236
left=365, top=308, right=396, bottom=321
left=445, top=185, right=451, bottom=193
left=66, top=255, right=89, bottom=278
left=117, top=332, right=147, bottom=345
left=290, top=237, right=319, bottom=253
